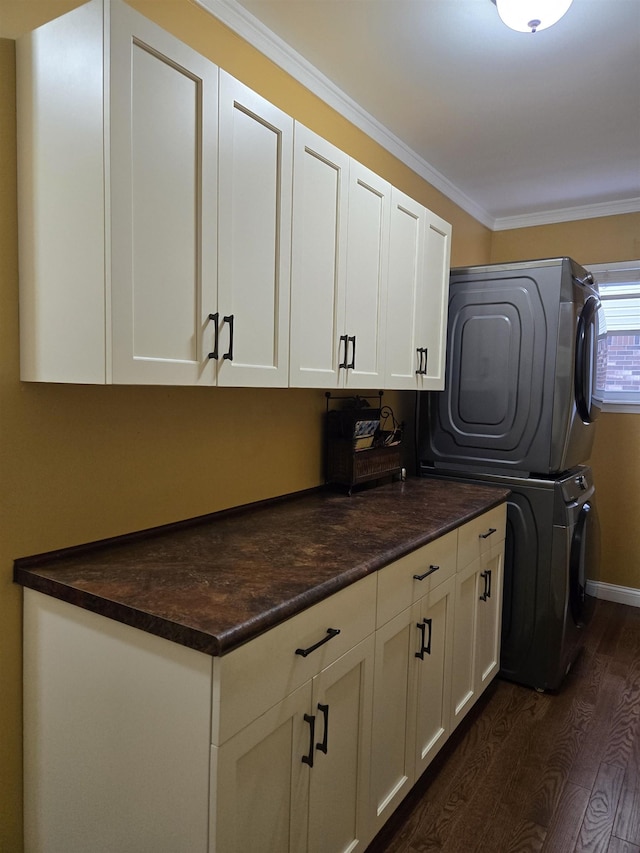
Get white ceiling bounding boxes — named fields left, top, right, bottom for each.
left=203, top=0, right=640, bottom=229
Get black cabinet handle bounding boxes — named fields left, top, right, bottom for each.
left=223, top=314, right=234, bottom=361
left=479, top=570, right=492, bottom=601
left=347, top=335, right=356, bottom=370
left=413, top=564, right=440, bottom=582
left=207, top=312, right=219, bottom=360
left=415, top=618, right=433, bottom=659
left=339, top=334, right=349, bottom=369
left=316, top=703, right=329, bottom=754
left=295, top=628, right=341, bottom=658
left=415, top=347, right=423, bottom=375
left=422, top=347, right=428, bottom=375
left=479, top=528, right=497, bottom=539
left=302, top=713, right=315, bottom=767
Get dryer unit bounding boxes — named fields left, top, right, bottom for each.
left=419, top=257, right=607, bottom=477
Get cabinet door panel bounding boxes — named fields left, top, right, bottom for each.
left=344, top=162, right=389, bottom=388
left=476, top=545, right=504, bottom=691
left=417, top=211, right=452, bottom=389
left=214, top=683, right=311, bottom=853
left=110, top=1, right=217, bottom=384
left=385, top=189, right=424, bottom=389
left=290, top=125, right=349, bottom=388
left=451, top=558, right=480, bottom=730
left=217, top=72, right=293, bottom=387
left=413, top=576, right=455, bottom=777
left=370, top=608, right=414, bottom=834
left=308, top=635, right=375, bottom=853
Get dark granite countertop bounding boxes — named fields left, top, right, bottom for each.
left=14, top=478, right=509, bottom=656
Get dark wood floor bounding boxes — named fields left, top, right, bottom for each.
left=367, top=599, right=640, bottom=853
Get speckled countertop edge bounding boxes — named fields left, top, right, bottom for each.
left=14, top=478, right=510, bottom=656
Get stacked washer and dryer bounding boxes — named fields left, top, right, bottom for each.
left=417, top=257, right=606, bottom=691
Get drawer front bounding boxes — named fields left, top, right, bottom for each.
left=376, top=529, right=458, bottom=628
left=213, top=573, right=377, bottom=744
left=457, top=504, right=506, bottom=570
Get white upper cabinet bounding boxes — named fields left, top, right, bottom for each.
left=17, top=1, right=450, bottom=389
left=385, top=189, right=425, bottom=390
left=385, top=190, right=452, bottom=390
left=420, top=210, right=452, bottom=389
left=290, top=130, right=390, bottom=390
left=110, top=0, right=218, bottom=385
left=18, top=0, right=219, bottom=385
left=217, top=73, right=293, bottom=387
left=289, top=125, right=349, bottom=388
left=343, top=162, right=390, bottom=389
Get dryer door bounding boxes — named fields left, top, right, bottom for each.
left=569, top=498, right=600, bottom=627
left=575, top=295, right=602, bottom=424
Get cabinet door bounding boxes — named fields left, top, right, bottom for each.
left=213, top=682, right=311, bottom=853
left=384, top=189, right=425, bottom=390
left=476, top=544, right=504, bottom=693
left=343, top=161, right=390, bottom=389
left=370, top=607, right=415, bottom=835
left=413, top=575, right=455, bottom=777
left=450, top=557, right=481, bottom=731
left=110, top=0, right=218, bottom=385
left=415, top=210, right=452, bottom=390
left=217, top=72, right=293, bottom=387
left=308, top=635, right=375, bottom=853
left=290, top=125, right=349, bottom=388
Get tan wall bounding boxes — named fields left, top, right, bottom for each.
left=491, top=213, right=640, bottom=591
left=0, top=2, right=492, bottom=848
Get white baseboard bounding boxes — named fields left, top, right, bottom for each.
left=586, top=581, right=640, bottom=608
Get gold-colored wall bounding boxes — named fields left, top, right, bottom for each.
left=0, top=3, right=492, bottom=849
left=492, top=215, right=640, bottom=592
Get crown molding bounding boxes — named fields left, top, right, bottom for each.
left=192, top=0, right=495, bottom=230
left=193, top=0, right=638, bottom=234
left=493, top=197, right=640, bottom=231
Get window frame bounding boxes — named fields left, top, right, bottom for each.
left=590, top=260, right=640, bottom=413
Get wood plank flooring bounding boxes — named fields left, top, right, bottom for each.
left=366, top=599, right=640, bottom=853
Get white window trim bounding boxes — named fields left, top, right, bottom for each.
left=590, top=260, right=640, bottom=413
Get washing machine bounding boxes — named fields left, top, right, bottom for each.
left=419, top=464, right=600, bottom=691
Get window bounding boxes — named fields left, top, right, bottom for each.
left=590, top=261, right=640, bottom=412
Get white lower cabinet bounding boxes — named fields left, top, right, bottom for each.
left=451, top=508, right=506, bottom=731
left=21, top=505, right=505, bottom=853
left=370, top=575, right=455, bottom=835
left=210, top=575, right=377, bottom=853
left=412, top=576, right=456, bottom=778
left=369, top=503, right=506, bottom=834
left=212, top=636, right=375, bottom=853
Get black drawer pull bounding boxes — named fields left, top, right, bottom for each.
left=347, top=335, right=356, bottom=370
left=415, top=347, right=428, bottom=375
left=302, top=713, right=315, bottom=767
left=415, top=618, right=433, bottom=660
left=338, top=334, right=349, bottom=369
left=316, top=703, right=329, bottom=754
left=295, top=628, right=341, bottom=658
left=413, top=564, right=440, bottom=582
left=480, top=527, right=497, bottom=539
left=479, top=569, right=492, bottom=601
left=223, top=314, right=234, bottom=361
left=207, top=312, right=219, bottom=360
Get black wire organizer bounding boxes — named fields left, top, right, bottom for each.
left=324, top=391, right=405, bottom=493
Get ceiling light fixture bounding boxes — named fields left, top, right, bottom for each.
left=491, top=0, right=574, bottom=33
